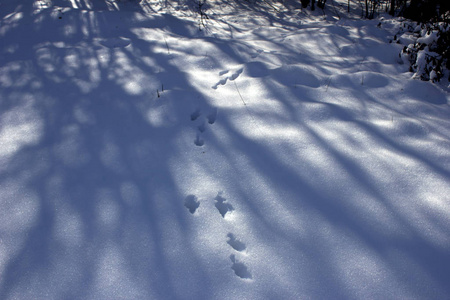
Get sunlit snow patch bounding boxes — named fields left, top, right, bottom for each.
left=0, top=101, right=43, bottom=159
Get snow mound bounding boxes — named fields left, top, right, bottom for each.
left=332, top=71, right=389, bottom=88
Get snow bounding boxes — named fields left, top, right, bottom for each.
left=417, top=30, right=438, bottom=45
left=1, top=0, right=450, bottom=299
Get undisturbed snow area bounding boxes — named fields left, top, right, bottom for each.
left=1, top=0, right=450, bottom=299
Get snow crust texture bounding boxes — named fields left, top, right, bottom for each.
left=1, top=0, right=450, bottom=299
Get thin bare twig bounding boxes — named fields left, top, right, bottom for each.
left=164, top=36, right=170, bottom=54
left=234, top=81, right=255, bottom=122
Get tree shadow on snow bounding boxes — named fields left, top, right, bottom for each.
left=0, top=1, right=449, bottom=299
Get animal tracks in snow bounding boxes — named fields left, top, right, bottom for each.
left=230, top=254, right=252, bottom=279
left=190, top=109, right=201, bottom=121
left=207, top=108, right=217, bottom=125
left=194, top=133, right=204, bottom=147
left=227, top=233, right=251, bottom=279
left=250, top=49, right=264, bottom=59
left=197, top=121, right=206, bottom=133
left=184, top=191, right=252, bottom=280
left=227, top=233, right=246, bottom=252
left=190, top=108, right=217, bottom=147
left=214, top=192, right=234, bottom=218
left=184, top=195, right=200, bottom=214
left=212, top=68, right=243, bottom=89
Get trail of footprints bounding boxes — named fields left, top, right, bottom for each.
left=184, top=192, right=252, bottom=280
left=212, top=68, right=243, bottom=89
left=190, top=108, right=217, bottom=147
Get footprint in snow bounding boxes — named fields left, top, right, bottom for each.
left=185, top=190, right=251, bottom=279
left=215, top=192, right=233, bottom=218
left=250, top=49, right=264, bottom=59
left=212, top=78, right=228, bottom=89
left=190, top=109, right=201, bottom=121
left=191, top=108, right=218, bottom=146
left=212, top=68, right=243, bottom=89
left=184, top=195, right=200, bottom=214
left=207, top=108, right=218, bottom=124
left=227, top=233, right=246, bottom=252
left=229, top=68, right=243, bottom=81
left=198, top=121, right=206, bottom=133
left=191, top=109, right=204, bottom=146
left=194, top=133, right=204, bottom=147
left=230, top=254, right=252, bottom=279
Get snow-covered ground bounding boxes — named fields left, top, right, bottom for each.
left=1, top=0, right=450, bottom=299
